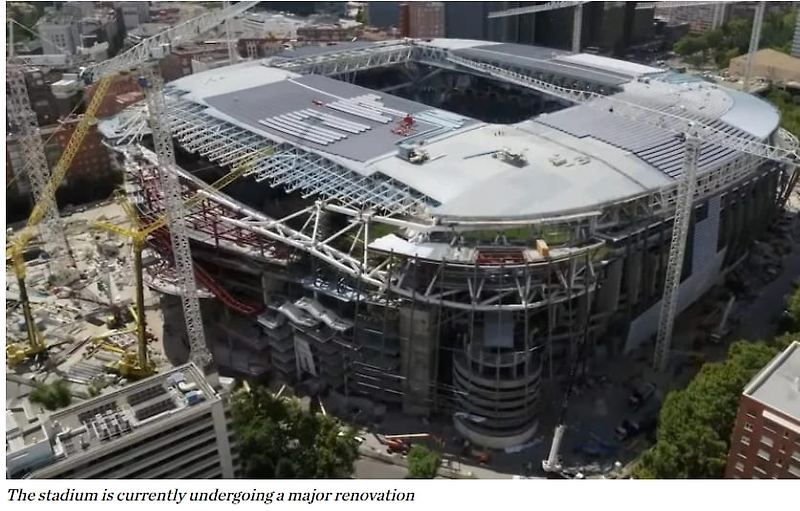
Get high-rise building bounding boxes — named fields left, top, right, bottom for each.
left=444, top=1, right=492, bottom=40
left=440, top=2, right=653, bottom=54
left=399, top=2, right=445, bottom=38
left=654, top=2, right=726, bottom=34
left=366, top=1, right=400, bottom=29
left=6, top=364, right=237, bottom=479
left=725, top=342, right=800, bottom=479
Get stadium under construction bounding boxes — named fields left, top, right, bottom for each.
left=99, top=38, right=797, bottom=449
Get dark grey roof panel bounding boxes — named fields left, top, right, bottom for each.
left=204, top=74, right=459, bottom=162
left=536, top=104, right=747, bottom=179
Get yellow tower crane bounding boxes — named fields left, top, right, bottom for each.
left=91, top=148, right=273, bottom=378
left=6, top=76, right=114, bottom=367
left=6, top=2, right=260, bottom=368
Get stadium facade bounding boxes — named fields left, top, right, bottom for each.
left=100, top=39, right=796, bottom=448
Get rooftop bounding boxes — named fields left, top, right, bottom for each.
left=744, top=342, right=800, bottom=421
left=7, top=364, right=218, bottom=477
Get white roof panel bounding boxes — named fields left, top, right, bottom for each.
left=555, top=53, right=664, bottom=78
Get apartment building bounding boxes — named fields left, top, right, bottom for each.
left=7, top=364, right=236, bottom=479
left=725, top=342, right=800, bottom=479
left=399, top=2, right=445, bottom=38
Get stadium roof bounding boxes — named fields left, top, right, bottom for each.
left=160, top=39, right=781, bottom=222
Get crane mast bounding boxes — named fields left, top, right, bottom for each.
left=743, top=1, right=765, bottom=93
left=140, top=68, right=213, bottom=372
left=653, top=133, right=701, bottom=372
left=6, top=67, right=72, bottom=280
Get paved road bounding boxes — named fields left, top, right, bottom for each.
left=354, top=457, right=408, bottom=479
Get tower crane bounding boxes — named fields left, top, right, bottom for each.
left=6, top=75, right=115, bottom=367
left=6, top=1, right=258, bottom=368
left=80, top=0, right=259, bottom=378
left=6, top=67, right=74, bottom=281
left=443, top=52, right=799, bottom=474
left=90, top=148, right=272, bottom=378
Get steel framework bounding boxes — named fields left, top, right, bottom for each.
left=143, top=69, right=212, bottom=370
left=6, top=67, right=72, bottom=276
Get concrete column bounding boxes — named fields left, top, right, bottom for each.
left=211, top=400, right=235, bottom=478
left=599, top=258, right=623, bottom=314
left=626, top=248, right=643, bottom=309
left=399, top=305, right=435, bottom=416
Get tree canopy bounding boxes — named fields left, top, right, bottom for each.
left=635, top=336, right=793, bottom=478
left=766, top=88, right=800, bottom=139
left=406, top=444, right=441, bottom=479
left=30, top=379, right=72, bottom=411
left=231, top=385, right=359, bottom=479
left=673, top=8, right=797, bottom=68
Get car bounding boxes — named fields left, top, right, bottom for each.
left=616, top=411, right=659, bottom=441
left=628, top=382, right=657, bottom=410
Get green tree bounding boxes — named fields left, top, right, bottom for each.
left=406, top=444, right=441, bottom=478
left=231, top=385, right=359, bottom=479
left=766, top=88, right=800, bottom=138
left=672, top=7, right=797, bottom=66
left=29, top=380, right=72, bottom=411
left=355, top=7, right=366, bottom=24
left=635, top=340, right=783, bottom=478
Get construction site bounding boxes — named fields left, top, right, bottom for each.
left=7, top=2, right=800, bottom=479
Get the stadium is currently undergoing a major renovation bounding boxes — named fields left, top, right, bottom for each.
left=100, top=38, right=797, bottom=448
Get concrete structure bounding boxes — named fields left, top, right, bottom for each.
left=36, top=5, right=121, bottom=56
left=793, top=12, right=800, bottom=59
left=400, top=2, right=445, bottom=38
left=99, top=39, right=795, bottom=449
left=159, top=42, right=231, bottom=82
left=116, top=1, right=151, bottom=30
left=7, top=364, right=235, bottom=479
left=37, top=13, right=81, bottom=55
left=729, top=49, right=800, bottom=85
left=297, top=22, right=360, bottom=43
left=725, top=342, right=800, bottom=479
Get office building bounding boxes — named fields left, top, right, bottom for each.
left=725, top=342, right=800, bottom=479
left=7, top=364, right=236, bottom=479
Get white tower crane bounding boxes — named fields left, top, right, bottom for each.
left=6, top=67, right=74, bottom=282
left=743, top=1, right=766, bottom=93
left=77, top=1, right=259, bottom=376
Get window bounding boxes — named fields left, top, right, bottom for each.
left=761, top=435, right=774, bottom=448
left=757, top=449, right=770, bottom=461
left=741, top=436, right=751, bottom=446
left=735, top=461, right=744, bottom=472
left=789, top=464, right=800, bottom=478
left=764, top=423, right=777, bottom=434
left=744, top=422, right=754, bottom=432
left=754, top=465, right=767, bottom=476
